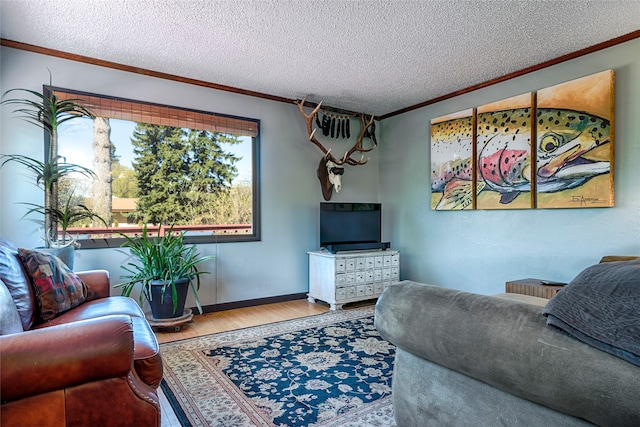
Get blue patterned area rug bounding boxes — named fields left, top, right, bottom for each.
left=160, top=305, right=396, bottom=426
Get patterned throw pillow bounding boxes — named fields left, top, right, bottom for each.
left=17, top=248, right=88, bottom=322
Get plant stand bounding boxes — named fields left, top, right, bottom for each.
left=145, top=308, right=193, bottom=332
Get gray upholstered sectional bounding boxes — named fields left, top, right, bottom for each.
left=375, top=270, right=640, bottom=426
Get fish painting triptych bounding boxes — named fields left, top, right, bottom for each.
left=430, top=70, right=614, bottom=210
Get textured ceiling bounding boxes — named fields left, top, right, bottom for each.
left=1, top=1, right=639, bottom=116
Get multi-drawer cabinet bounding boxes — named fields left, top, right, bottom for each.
left=307, top=250, right=400, bottom=310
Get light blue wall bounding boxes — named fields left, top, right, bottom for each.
left=379, top=38, right=640, bottom=295
left=2, top=38, right=639, bottom=304
left=0, top=46, right=380, bottom=307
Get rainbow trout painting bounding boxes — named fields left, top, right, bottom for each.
left=431, top=107, right=611, bottom=210
left=431, top=110, right=476, bottom=210
left=431, top=70, right=614, bottom=210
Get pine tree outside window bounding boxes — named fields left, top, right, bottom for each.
left=50, top=86, right=260, bottom=248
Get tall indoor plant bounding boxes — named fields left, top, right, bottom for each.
left=21, top=193, right=108, bottom=246
left=117, top=225, right=214, bottom=318
left=1, top=75, right=99, bottom=249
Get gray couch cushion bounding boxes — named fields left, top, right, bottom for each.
left=375, top=281, right=640, bottom=426
left=0, top=279, right=23, bottom=335
left=392, top=348, right=591, bottom=427
left=493, top=292, right=548, bottom=306
left=0, top=239, right=35, bottom=330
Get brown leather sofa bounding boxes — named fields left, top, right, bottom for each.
left=1, top=242, right=163, bottom=427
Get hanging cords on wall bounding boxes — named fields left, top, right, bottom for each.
left=296, top=98, right=378, bottom=143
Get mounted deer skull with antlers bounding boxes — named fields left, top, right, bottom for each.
left=296, top=96, right=376, bottom=200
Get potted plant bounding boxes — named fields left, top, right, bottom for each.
left=116, top=225, right=214, bottom=319
left=0, top=74, right=99, bottom=252
left=20, top=192, right=108, bottom=268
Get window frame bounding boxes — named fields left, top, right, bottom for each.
left=45, top=85, right=261, bottom=248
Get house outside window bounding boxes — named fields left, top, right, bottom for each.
left=51, top=86, right=260, bottom=248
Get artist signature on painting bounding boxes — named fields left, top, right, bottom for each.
left=570, top=195, right=606, bottom=206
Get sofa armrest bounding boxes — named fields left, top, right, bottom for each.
left=375, top=281, right=640, bottom=426
left=1, top=314, right=134, bottom=402
left=76, top=269, right=110, bottom=299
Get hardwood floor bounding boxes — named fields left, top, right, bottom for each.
left=156, top=299, right=330, bottom=426
left=154, top=299, right=330, bottom=344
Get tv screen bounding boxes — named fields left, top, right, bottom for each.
left=320, top=202, right=382, bottom=248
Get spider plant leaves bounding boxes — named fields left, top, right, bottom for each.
left=1, top=154, right=96, bottom=189
left=19, top=197, right=107, bottom=245
left=1, top=76, right=95, bottom=135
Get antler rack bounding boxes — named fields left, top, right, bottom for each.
left=295, top=96, right=376, bottom=166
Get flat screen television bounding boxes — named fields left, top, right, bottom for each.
left=320, top=202, right=387, bottom=253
